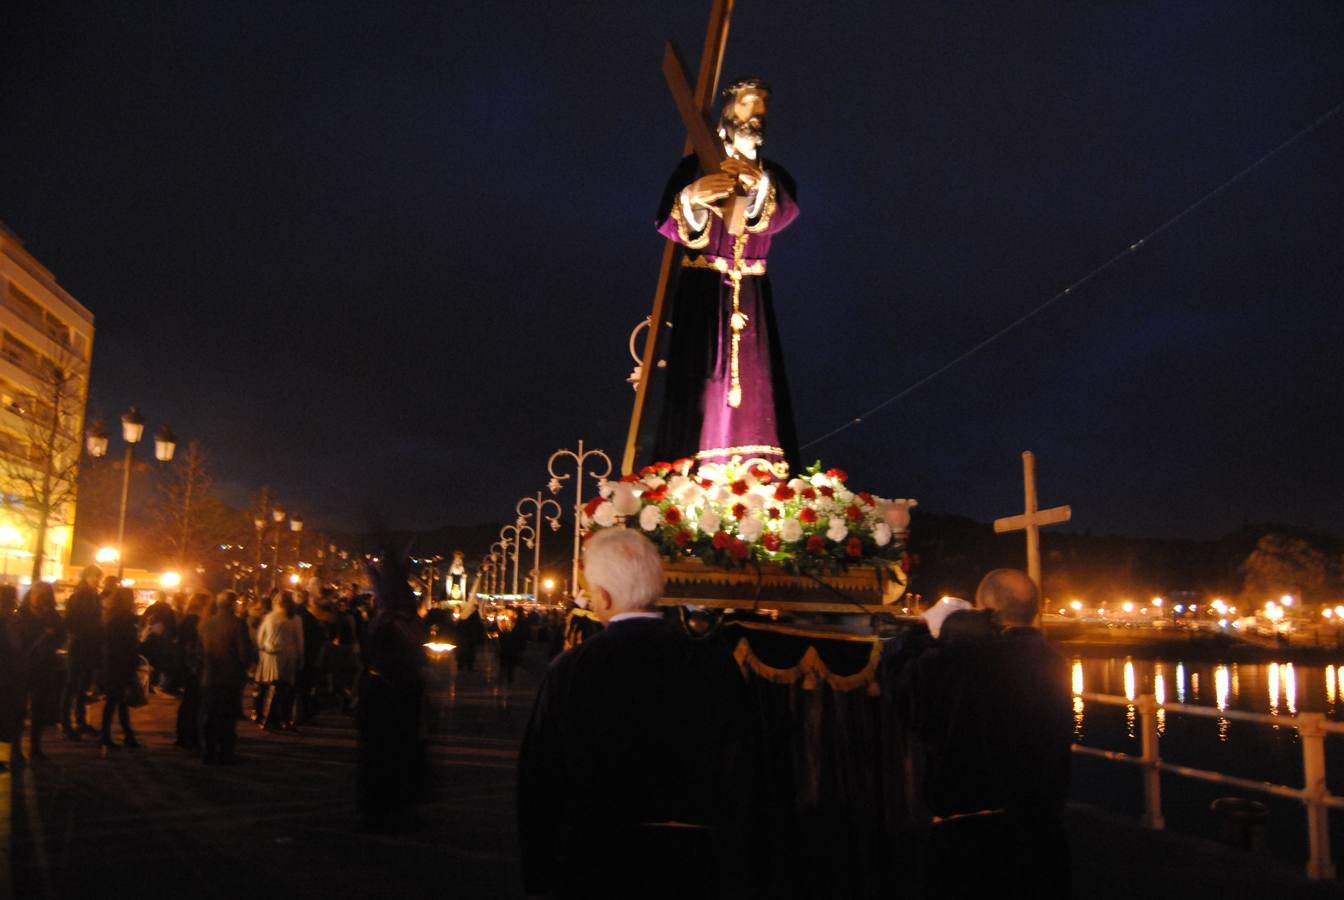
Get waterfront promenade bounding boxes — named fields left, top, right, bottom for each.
left=3, top=647, right=1342, bottom=899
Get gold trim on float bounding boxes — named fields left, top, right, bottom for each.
left=670, top=200, right=711, bottom=249
left=681, top=255, right=766, bottom=276
left=732, top=635, right=883, bottom=695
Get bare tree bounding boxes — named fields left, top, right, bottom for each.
left=0, top=343, right=87, bottom=581
left=157, top=439, right=211, bottom=566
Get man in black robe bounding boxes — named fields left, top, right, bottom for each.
left=909, top=569, right=1072, bottom=899
left=518, top=528, right=751, bottom=899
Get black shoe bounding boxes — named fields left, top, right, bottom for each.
left=123, top=736, right=141, bottom=749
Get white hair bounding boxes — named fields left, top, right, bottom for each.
left=583, top=527, right=665, bottom=613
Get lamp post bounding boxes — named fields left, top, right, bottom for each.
left=498, top=522, right=535, bottom=596
left=547, top=439, right=612, bottom=600
left=252, top=513, right=266, bottom=592
left=516, top=491, right=561, bottom=600
left=270, top=506, right=286, bottom=591
left=85, top=408, right=175, bottom=579
left=290, top=514, right=304, bottom=570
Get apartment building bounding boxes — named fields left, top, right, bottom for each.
left=0, top=221, right=95, bottom=582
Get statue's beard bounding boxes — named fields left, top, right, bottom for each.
left=720, top=115, right=766, bottom=149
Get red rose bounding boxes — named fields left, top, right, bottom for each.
left=818, top=485, right=835, bottom=498
left=640, top=465, right=658, bottom=478
left=730, top=480, right=749, bottom=496
left=825, top=468, right=848, bottom=482
left=799, top=507, right=818, bottom=524
left=767, top=507, right=781, bottom=520
left=674, top=529, right=691, bottom=547
left=664, top=507, right=682, bottom=524
left=857, top=491, right=875, bottom=506
left=698, top=478, right=714, bottom=489
left=652, top=461, right=672, bottom=475
left=846, top=537, right=863, bottom=557
left=672, top=457, right=695, bottom=475
left=729, top=539, right=749, bottom=560
left=712, top=530, right=733, bottom=550
left=643, top=484, right=668, bottom=502
left=583, top=496, right=604, bottom=517
left=800, top=486, right=817, bottom=501
left=806, top=535, right=825, bottom=554
left=620, top=473, right=640, bottom=483
left=750, top=464, right=773, bottom=483
left=730, top=502, right=747, bottom=520
left=845, top=504, right=863, bottom=522
left=762, top=532, right=781, bottom=551
left=774, top=484, right=796, bottom=501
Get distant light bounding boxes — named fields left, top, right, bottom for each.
left=1058, top=608, right=1067, bottom=615
left=95, top=546, right=120, bottom=564
left=1335, top=605, right=1344, bottom=619
left=1122, top=601, right=1134, bottom=614
left=1151, top=597, right=1164, bottom=607
left=1281, top=594, right=1294, bottom=607
left=1325, top=609, right=1334, bottom=619
left=423, top=641, right=456, bottom=654
left=1218, top=619, right=1228, bottom=628
left=160, top=571, right=182, bottom=590
left=120, top=578, right=135, bottom=587
left=1174, top=604, right=1185, bottom=613
left=1070, top=600, right=1083, bottom=612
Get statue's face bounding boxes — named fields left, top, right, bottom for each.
left=722, top=86, right=769, bottom=150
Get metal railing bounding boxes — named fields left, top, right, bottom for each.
left=1073, top=690, right=1342, bottom=880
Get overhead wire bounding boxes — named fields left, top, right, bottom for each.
left=800, top=98, right=1344, bottom=453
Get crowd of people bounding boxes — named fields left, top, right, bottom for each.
left=0, top=564, right=423, bottom=770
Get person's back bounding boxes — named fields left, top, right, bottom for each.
left=518, top=528, right=750, bottom=899
left=65, top=581, right=103, bottom=656
left=202, top=611, right=249, bottom=687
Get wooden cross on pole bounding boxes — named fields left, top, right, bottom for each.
left=993, top=451, right=1071, bottom=598
left=621, top=0, right=736, bottom=475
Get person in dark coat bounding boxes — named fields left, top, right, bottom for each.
left=496, top=606, right=527, bottom=694
left=0, top=584, right=25, bottom=769
left=142, top=590, right=178, bottom=691
left=357, top=549, right=428, bottom=831
left=17, top=582, right=67, bottom=762
left=518, top=528, right=753, bottom=900
left=174, top=593, right=211, bottom=751
left=907, top=569, right=1072, bottom=900
left=100, top=587, right=142, bottom=753
left=61, top=564, right=103, bottom=739
left=201, top=591, right=250, bottom=764
left=293, top=591, right=326, bottom=723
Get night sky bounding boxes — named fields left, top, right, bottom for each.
left=3, top=2, right=1341, bottom=540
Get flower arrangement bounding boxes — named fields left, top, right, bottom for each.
left=581, top=457, right=915, bottom=575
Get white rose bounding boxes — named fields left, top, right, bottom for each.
left=709, top=484, right=734, bottom=505
left=697, top=510, right=721, bottom=535
left=873, top=522, right=893, bottom=547
left=598, top=480, right=614, bottom=499
left=826, top=517, right=848, bottom=542
left=593, top=502, right=617, bottom=528
left=744, top=491, right=766, bottom=510
left=738, top=515, right=764, bottom=542
left=835, top=489, right=854, bottom=505
left=642, top=475, right=666, bottom=489
left=612, top=483, right=642, bottom=516
left=779, top=518, right=803, bottom=542
left=788, top=478, right=809, bottom=492
left=810, top=472, right=832, bottom=488
left=667, top=474, right=689, bottom=495
left=639, top=505, right=662, bottom=532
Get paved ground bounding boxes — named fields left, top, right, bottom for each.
left=4, top=644, right=1343, bottom=899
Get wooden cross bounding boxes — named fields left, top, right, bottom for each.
left=993, top=451, right=1071, bottom=598
left=621, top=0, right=736, bottom=475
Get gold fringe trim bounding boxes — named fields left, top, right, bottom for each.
left=746, top=179, right=777, bottom=233
left=671, top=197, right=711, bottom=249
left=732, top=634, right=883, bottom=695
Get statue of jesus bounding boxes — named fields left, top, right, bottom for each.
left=651, top=77, right=801, bottom=474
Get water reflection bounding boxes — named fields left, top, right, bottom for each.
left=1071, top=660, right=1084, bottom=741
left=1154, top=669, right=1167, bottom=735
left=1214, top=665, right=1231, bottom=742
left=1123, top=659, right=1137, bottom=738
left=1175, top=663, right=1186, bottom=703
left=1328, top=665, right=1337, bottom=711
left=1269, top=663, right=1280, bottom=716
left=1191, top=671, right=1201, bottom=701
left=1285, top=663, right=1298, bottom=715
left=1232, top=663, right=1240, bottom=699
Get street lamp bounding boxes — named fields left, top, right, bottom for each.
left=547, top=439, right=612, bottom=600
left=516, top=491, right=561, bottom=600
left=498, top=522, right=535, bottom=596
left=271, top=506, right=286, bottom=591
left=253, top=513, right=266, bottom=591
left=490, top=541, right=510, bottom=595
left=290, top=514, right=304, bottom=569
left=85, top=407, right=174, bottom=579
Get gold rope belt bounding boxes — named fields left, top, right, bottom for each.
left=681, top=255, right=766, bottom=276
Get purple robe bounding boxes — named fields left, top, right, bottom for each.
left=652, top=154, right=801, bottom=470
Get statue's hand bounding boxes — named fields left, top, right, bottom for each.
left=720, top=157, right=762, bottom=190
left=686, top=172, right=736, bottom=207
